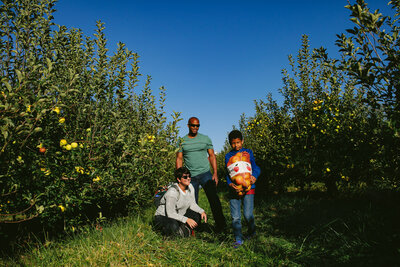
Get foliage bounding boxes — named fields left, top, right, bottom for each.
left=0, top=0, right=181, bottom=243
left=336, top=0, right=400, bottom=123
left=243, top=35, right=381, bottom=193
left=336, top=0, right=400, bottom=187
left=242, top=1, right=400, bottom=194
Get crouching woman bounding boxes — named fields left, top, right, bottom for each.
left=154, top=167, right=207, bottom=237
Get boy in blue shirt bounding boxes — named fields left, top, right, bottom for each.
left=225, top=130, right=260, bottom=248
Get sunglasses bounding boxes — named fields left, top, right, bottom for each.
left=189, top=124, right=200, bottom=127
left=181, top=175, right=191, bottom=179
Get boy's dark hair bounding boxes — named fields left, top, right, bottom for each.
left=175, top=167, right=191, bottom=179
left=228, top=130, right=243, bottom=144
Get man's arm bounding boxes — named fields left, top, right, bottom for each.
left=207, top=148, right=218, bottom=185
left=176, top=151, right=183, bottom=169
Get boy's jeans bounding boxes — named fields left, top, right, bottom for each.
left=191, top=171, right=226, bottom=230
left=230, top=193, right=255, bottom=242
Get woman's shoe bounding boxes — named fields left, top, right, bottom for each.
left=178, top=224, right=191, bottom=237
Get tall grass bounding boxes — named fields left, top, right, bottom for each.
left=2, top=189, right=399, bottom=266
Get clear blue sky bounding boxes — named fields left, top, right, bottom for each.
left=53, top=0, right=392, bottom=152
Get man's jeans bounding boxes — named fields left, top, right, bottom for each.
left=230, top=193, right=255, bottom=242
left=191, top=171, right=226, bottom=230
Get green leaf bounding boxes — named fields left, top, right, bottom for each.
left=350, top=17, right=359, bottom=25
left=393, top=31, right=398, bottom=40
left=15, top=69, right=23, bottom=83
left=1, top=126, right=8, bottom=140
left=37, top=205, right=45, bottom=214
left=46, top=58, right=53, bottom=72
left=34, top=127, right=43, bottom=133
left=3, top=80, right=12, bottom=91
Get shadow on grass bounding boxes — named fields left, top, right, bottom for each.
left=252, top=190, right=400, bottom=266
left=2, top=189, right=399, bottom=266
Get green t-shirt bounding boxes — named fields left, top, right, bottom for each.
left=178, top=133, right=214, bottom=177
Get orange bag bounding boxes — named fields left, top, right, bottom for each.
left=227, top=151, right=252, bottom=196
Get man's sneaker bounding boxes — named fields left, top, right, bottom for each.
left=214, top=224, right=227, bottom=234
left=233, top=240, right=243, bottom=249
left=245, top=232, right=256, bottom=240
left=198, top=223, right=212, bottom=233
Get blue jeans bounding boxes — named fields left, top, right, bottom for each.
left=191, top=171, right=226, bottom=230
left=230, top=194, right=255, bottom=242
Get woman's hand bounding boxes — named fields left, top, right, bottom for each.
left=201, top=212, right=207, bottom=223
left=186, top=218, right=198, bottom=229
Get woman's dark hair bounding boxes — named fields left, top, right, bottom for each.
left=228, top=130, right=243, bottom=144
left=175, top=167, right=191, bottom=179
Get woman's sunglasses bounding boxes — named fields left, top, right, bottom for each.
left=181, top=175, right=191, bottom=179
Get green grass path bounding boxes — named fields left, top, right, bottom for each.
left=2, top=190, right=400, bottom=266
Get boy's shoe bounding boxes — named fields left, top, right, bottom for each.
left=233, top=240, right=243, bottom=249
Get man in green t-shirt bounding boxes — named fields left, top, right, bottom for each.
left=176, top=117, right=226, bottom=232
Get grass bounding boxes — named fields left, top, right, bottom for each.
left=1, top=189, right=400, bottom=266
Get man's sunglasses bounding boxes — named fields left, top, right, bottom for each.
left=189, top=124, right=200, bottom=127
left=181, top=175, right=191, bottom=179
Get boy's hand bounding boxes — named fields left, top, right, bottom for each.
left=250, top=176, right=256, bottom=185
left=229, top=183, right=242, bottom=193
